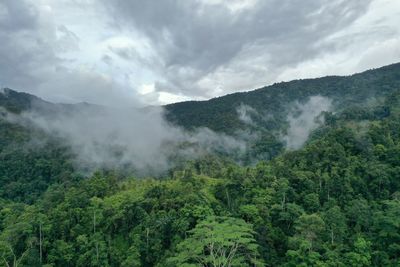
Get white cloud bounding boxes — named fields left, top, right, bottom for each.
left=157, top=91, right=193, bottom=105
left=138, top=83, right=155, bottom=95
left=198, top=0, right=259, bottom=13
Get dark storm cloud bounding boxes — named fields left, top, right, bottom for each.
left=103, top=0, right=373, bottom=98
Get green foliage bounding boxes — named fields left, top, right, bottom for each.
left=345, top=237, right=372, bottom=267
left=167, top=216, right=263, bottom=267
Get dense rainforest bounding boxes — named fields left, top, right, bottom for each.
left=0, top=63, right=400, bottom=266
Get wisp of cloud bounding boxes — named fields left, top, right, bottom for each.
left=283, top=95, right=332, bottom=150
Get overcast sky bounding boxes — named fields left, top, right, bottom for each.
left=1, top=0, right=400, bottom=106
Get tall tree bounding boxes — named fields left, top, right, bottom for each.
left=168, top=216, right=264, bottom=267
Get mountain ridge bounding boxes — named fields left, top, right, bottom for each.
left=2, top=62, right=400, bottom=114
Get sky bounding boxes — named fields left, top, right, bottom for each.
left=1, top=0, right=400, bottom=106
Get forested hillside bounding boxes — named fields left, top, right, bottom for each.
left=0, top=64, right=400, bottom=266
left=165, top=62, right=400, bottom=132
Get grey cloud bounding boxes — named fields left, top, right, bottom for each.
left=36, top=68, right=141, bottom=106
left=0, top=0, right=57, bottom=90
left=0, top=0, right=139, bottom=106
left=0, top=0, right=39, bottom=31
left=103, top=0, right=372, bottom=99
left=101, top=54, right=113, bottom=66
left=56, top=25, right=80, bottom=52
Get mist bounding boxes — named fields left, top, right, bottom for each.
left=1, top=89, right=336, bottom=175
left=237, top=104, right=257, bottom=125
left=283, top=95, right=332, bottom=150
left=2, top=102, right=246, bottom=176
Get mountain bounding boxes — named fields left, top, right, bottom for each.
left=165, top=62, right=400, bottom=133
left=0, top=63, right=400, bottom=266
